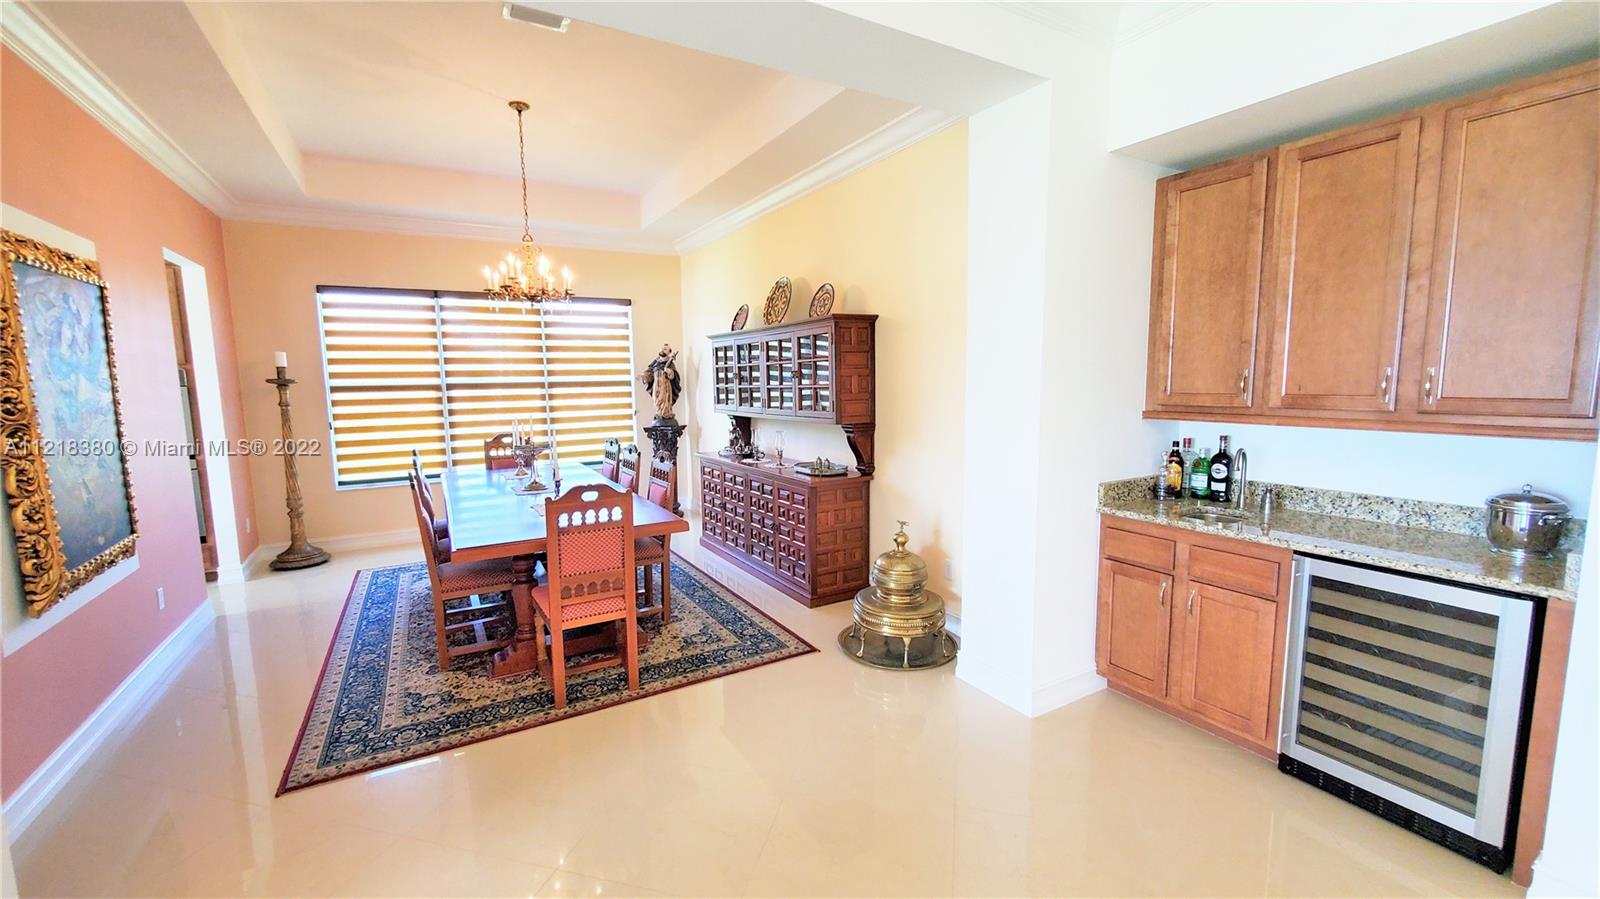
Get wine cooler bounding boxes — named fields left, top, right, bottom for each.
left=1279, top=556, right=1538, bottom=871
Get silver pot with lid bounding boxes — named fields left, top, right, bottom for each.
left=1485, top=485, right=1570, bottom=559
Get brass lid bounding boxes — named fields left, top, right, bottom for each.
left=870, top=521, right=928, bottom=602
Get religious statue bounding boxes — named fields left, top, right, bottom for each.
left=639, top=343, right=681, bottom=424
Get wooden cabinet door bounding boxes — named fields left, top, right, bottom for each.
left=1417, top=66, right=1600, bottom=419
left=1148, top=156, right=1270, bottom=411
left=1175, top=581, right=1280, bottom=745
left=1267, top=119, right=1420, bottom=412
left=1096, top=560, right=1173, bottom=698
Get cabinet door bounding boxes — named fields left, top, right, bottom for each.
left=1417, top=67, right=1600, bottom=419
left=1148, top=156, right=1270, bottom=411
left=1176, top=581, right=1280, bottom=745
left=1096, top=560, right=1174, bottom=699
left=1267, top=119, right=1420, bottom=412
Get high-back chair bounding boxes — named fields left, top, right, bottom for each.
left=535, top=483, right=639, bottom=708
left=599, top=437, right=622, bottom=482
left=483, top=432, right=517, bottom=470
left=635, top=454, right=677, bottom=619
left=617, top=443, right=642, bottom=493
left=408, top=470, right=514, bottom=670
left=411, top=449, right=448, bottom=541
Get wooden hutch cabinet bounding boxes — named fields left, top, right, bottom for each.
left=701, top=313, right=878, bottom=607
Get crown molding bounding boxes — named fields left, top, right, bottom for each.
left=1116, top=2, right=1211, bottom=46
left=226, top=202, right=679, bottom=256
left=989, top=2, right=1212, bottom=48
left=0, top=2, right=236, bottom=214
left=672, top=105, right=961, bottom=254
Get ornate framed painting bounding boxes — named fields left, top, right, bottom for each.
left=1, top=229, right=138, bottom=617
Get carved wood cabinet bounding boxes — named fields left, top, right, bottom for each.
left=710, top=314, right=878, bottom=473
left=698, top=454, right=870, bottom=607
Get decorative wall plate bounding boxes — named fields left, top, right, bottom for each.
left=809, top=282, right=835, bottom=318
left=762, top=277, right=792, bottom=325
left=731, top=303, right=749, bottom=331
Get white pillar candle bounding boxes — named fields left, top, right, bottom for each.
left=274, top=351, right=288, bottom=368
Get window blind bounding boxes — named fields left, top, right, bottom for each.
left=317, top=287, right=635, bottom=488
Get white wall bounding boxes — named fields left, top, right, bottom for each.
left=1177, top=421, right=1598, bottom=518
left=1108, top=2, right=1559, bottom=152
left=1528, top=449, right=1600, bottom=895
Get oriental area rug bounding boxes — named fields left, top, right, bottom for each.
left=279, top=558, right=815, bottom=793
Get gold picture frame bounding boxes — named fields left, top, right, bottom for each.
left=2, top=229, right=139, bottom=617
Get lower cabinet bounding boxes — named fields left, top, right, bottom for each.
left=1096, top=515, right=1291, bottom=757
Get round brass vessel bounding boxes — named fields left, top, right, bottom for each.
left=838, top=522, right=958, bottom=669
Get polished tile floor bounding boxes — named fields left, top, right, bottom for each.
left=11, top=541, right=1523, bottom=897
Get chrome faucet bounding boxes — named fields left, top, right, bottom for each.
left=1233, top=448, right=1249, bottom=512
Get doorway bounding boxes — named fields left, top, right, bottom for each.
left=165, top=261, right=219, bottom=580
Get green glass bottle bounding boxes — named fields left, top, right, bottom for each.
left=1189, top=446, right=1211, bottom=499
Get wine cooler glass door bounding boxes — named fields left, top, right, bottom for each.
left=1281, top=557, right=1534, bottom=847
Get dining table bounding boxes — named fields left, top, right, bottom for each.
left=439, top=461, right=690, bottom=679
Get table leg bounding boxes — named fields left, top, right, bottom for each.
left=489, top=553, right=541, bottom=679
left=660, top=535, right=672, bottom=620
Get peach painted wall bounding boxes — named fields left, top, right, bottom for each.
left=220, top=221, right=681, bottom=548
left=0, top=48, right=259, bottom=798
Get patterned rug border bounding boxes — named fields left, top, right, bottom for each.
left=275, top=553, right=818, bottom=796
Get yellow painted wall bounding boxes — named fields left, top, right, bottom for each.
left=221, top=221, right=681, bottom=548
left=679, top=121, right=967, bottom=610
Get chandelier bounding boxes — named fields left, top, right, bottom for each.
left=481, top=100, right=573, bottom=305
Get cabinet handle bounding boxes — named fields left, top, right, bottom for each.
left=1158, top=581, right=1168, bottom=608
left=1186, top=587, right=1197, bottom=614
left=1379, top=366, right=1392, bottom=396
left=1423, top=367, right=1437, bottom=403
left=1238, top=369, right=1250, bottom=399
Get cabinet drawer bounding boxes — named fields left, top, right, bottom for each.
left=1102, top=527, right=1176, bottom=571
left=1187, top=546, right=1280, bottom=598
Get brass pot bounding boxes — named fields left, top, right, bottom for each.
left=838, top=522, right=958, bottom=670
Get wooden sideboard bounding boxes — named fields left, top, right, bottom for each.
left=710, top=313, right=878, bottom=473
left=1144, top=60, right=1599, bottom=440
left=698, top=454, right=870, bottom=607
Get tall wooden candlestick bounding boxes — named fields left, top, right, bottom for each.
left=267, top=365, right=330, bottom=570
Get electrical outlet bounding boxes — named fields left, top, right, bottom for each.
left=944, top=560, right=955, bottom=581
left=156, top=587, right=165, bottom=610
left=244, top=517, right=252, bottom=535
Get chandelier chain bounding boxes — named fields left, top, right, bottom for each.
left=516, top=104, right=532, bottom=244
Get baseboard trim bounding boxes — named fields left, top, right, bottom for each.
left=2, top=601, right=215, bottom=837
left=247, top=529, right=414, bottom=579
left=1032, top=668, right=1106, bottom=716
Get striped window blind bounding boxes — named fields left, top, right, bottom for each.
left=317, top=287, right=635, bottom=488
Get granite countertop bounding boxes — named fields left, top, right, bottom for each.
left=1097, top=480, right=1582, bottom=602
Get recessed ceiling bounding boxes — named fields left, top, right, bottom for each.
left=17, top=0, right=944, bottom=251
left=218, top=2, right=793, bottom=193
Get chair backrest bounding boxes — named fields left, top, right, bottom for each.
left=599, top=437, right=621, bottom=482
left=483, top=432, right=517, bottom=470
left=411, top=449, right=435, bottom=519
left=617, top=443, right=642, bottom=493
left=408, top=470, right=449, bottom=567
left=544, top=484, right=635, bottom=619
left=645, top=454, right=676, bottom=510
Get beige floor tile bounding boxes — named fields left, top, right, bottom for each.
left=9, top=542, right=1531, bottom=899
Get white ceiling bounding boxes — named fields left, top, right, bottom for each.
left=14, top=0, right=955, bottom=251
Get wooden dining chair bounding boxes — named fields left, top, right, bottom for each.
left=483, top=432, right=517, bottom=470
left=599, top=437, right=622, bottom=482
left=617, top=443, right=642, bottom=493
left=635, top=454, right=676, bottom=620
left=534, top=483, right=639, bottom=708
left=408, top=470, right=515, bottom=671
left=411, top=449, right=449, bottom=541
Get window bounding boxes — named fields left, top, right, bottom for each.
left=316, top=287, right=635, bottom=488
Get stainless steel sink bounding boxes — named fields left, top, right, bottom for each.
left=1180, top=509, right=1254, bottom=526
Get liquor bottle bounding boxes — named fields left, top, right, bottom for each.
left=1165, top=441, right=1186, bottom=496
left=1209, top=436, right=1234, bottom=504
left=1180, top=437, right=1196, bottom=471
left=1154, top=452, right=1174, bottom=500
left=1189, top=446, right=1211, bottom=499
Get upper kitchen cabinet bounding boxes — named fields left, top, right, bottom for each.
left=1146, top=155, right=1270, bottom=412
left=1265, top=118, right=1421, bottom=414
left=1416, top=66, right=1600, bottom=422
left=1143, top=60, right=1600, bottom=440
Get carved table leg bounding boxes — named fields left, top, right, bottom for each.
left=489, top=553, right=541, bottom=679
left=842, top=423, right=875, bottom=475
